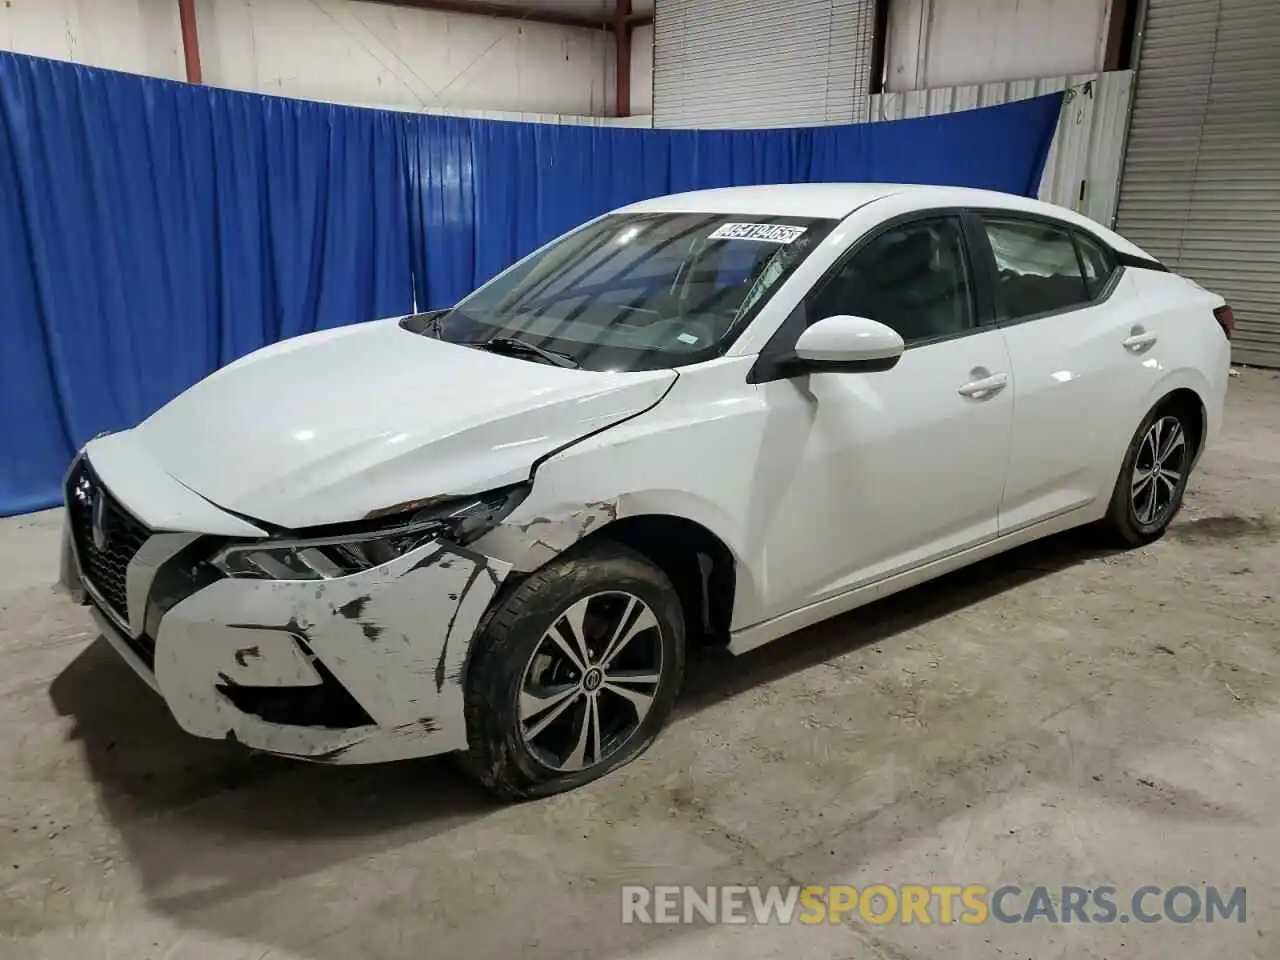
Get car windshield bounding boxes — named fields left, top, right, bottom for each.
left=404, top=212, right=838, bottom=372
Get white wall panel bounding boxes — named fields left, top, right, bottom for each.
left=653, top=0, right=877, bottom=128
left=885, top=0, right=1111, bottom=92
left=358, top=102, right=651, bottom=127
left=196, top=0, right=613, bottom=116
left=870, top=71, right=1133, bottom=228
left=1, top=0, right=615, bottom=118
left=631, top=22, right=654, bottom=116
left=0, top=0, right=183, bottom=79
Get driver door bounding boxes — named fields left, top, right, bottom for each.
left=750, top=213, right=1015, bottom=619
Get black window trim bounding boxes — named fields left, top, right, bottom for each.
left=1072, top=227, right=1118, bottom=300
left=1116, top=249, right=1168, bottom=272
left=966, top=207, right=1130, bottom=328
left=748, top=206, right=994, bottom=384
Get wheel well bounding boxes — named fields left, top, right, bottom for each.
left=1158, top=387, right=1207, bottom=460
left=585, top=515, right=736, bottom=650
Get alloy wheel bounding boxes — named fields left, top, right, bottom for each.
left=1130, top=414, right=1187, bottom=527
left=518, top=591, right=664, bottom=773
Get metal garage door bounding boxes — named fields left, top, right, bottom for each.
left=653, top=0, right=876, bottom=128
left=1115, top=0, right=1280, bottom=367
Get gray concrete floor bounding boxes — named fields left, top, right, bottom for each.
left=3, top=374, right=1280, bottom=960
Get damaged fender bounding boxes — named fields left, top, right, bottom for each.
left=475, top=500, right=621, bottom=572
left=152, top=539, right=511, bottom=761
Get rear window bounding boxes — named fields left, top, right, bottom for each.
left=982, top=218, right=1090, bottom=320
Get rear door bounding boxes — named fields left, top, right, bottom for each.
left=973, top=213, right=1166, bottom=532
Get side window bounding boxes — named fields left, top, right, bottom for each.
left=1074, top=231, right=1118, bottom=298
left=806, top=216, right=975, bottom=343
left=982, top=218, right=1090, bottom=320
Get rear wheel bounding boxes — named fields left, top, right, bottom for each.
left=1101, top=403, right=1194, bottom=546
left=460, top=543, right=685, bottom=800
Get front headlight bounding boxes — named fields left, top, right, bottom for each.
left=211, top=484, right=528, bottom=581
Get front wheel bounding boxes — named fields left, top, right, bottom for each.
left=460, top=543, right=686, bottom=800
left=1101, top=403, right=1195, bottom=546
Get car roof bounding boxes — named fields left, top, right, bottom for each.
left=618, top=183, right=1152, bottom=259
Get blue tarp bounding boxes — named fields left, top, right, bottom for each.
left=409, top=108, right=1063, bottom=307
left=0, top=51, right=1062, bottom=516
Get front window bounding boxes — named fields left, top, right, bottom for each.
left=407, top=213, right=837, bottom=371
left=806, top=216, right=976, bottom=343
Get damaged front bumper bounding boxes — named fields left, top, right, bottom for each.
left=61, top=461, right=512, bottom=764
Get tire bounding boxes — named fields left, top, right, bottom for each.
left=459, top=542, right=686, bottom=800
left=1100, top=401, right=1196, bottom=547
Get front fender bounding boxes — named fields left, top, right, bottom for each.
left=470, top=355, right=773, bottom=630
left=474, top=489, right=765, bottom=632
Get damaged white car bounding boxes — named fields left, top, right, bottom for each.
left=60, top=183, right=1232, bottom=798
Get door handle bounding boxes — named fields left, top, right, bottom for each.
left=1123, top=330, right=1158, bottom=351
left=957, top=372, right=1009, bottom=400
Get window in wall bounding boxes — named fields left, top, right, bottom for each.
left=1074, top=231, right=1118, bottom=298
left=806, top=216, right=976, bottom=343
left=982, top=218, right=1090, bottom=320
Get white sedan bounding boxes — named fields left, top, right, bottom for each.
left=59, top=183, right=1232, bottom=798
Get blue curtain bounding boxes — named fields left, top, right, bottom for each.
left=0, top=51, right=1061, bottom=516
left=408, top=97, right=1062, bottom=307
left=0, top=54, right=413, bottom=515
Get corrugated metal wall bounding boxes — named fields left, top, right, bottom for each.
left=653, top=0, right=876, bottom=128
left=1115, top=0, right=1280, bottom=368
left=869, top=71, right=1133, bottom=228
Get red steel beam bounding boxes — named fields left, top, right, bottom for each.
left=177, top=0, right=203, bottom=83
left=369, top=0, right=611, bottom=30
left=614, top=0, right=632, bottom=116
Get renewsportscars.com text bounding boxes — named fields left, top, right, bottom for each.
left=620, top=884, right=1247, bottom=926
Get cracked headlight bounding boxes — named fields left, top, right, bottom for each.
left=211, top=484, right=528, bottom=581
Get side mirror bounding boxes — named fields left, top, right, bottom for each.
left=791, top=315, right=905, bottom=372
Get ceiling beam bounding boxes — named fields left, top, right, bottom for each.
left=370, top=1, right=651, bottom=32
left=367, top=0, right=612, bottom=30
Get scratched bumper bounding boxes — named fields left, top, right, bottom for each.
left=66, top=521, right=511, bottom=763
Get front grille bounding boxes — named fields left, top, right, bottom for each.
left=66, top=457, right=151, bottom=623
left=121, top=630, right=157, bottom=672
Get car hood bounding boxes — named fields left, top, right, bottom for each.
left=131, top=318, right=676, bottom=529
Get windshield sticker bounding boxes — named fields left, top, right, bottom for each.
left=708, top=222, right=808, bottom=244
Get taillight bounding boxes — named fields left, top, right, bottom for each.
left=1214, top=305, right=1235, bottom=340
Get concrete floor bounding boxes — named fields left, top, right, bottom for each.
left=3, top=374, right=1279, bottom=960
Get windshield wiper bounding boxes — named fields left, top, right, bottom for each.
left=465, top=336, right=580, bottom=369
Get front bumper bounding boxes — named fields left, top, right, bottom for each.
left=61, top=458, right=512, bottom=764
